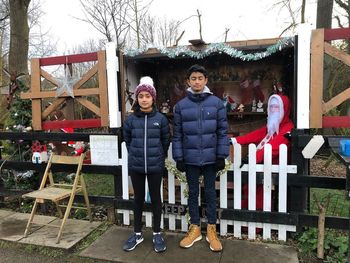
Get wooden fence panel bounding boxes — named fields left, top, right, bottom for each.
left=117, top=142, right=297, bottom=241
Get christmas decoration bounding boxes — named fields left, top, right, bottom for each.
left=257, top=100, right=264, bottom=112
left=54, top=69, right=79, bottom=98
left=124, top=37, right=294, bottom=61
left=223, top=93, right=237, bottom=112
left=160, top=100, right=170, bottom=114
left=31, top=141, right=48, bottom=164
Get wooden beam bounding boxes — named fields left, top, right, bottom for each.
left=323, top=86, right=350, bottom=113
left=310, top=29, right=325, bottom=128
left=76, top=98, right=101, bottom=116
left=324, top=42, right=350, bottom=67
left=42, top=119, right=102, bottom=130
left=324, top=27, right=350, bottom=41
left=97, top=50, right=109, bottom=127
left=31, top=58, right=42, bottom=130
left=21, top=88, right=100, bottom=99
left=42, top=98, right=66, bottom=119
left=39, top=52, right=98, bottom=66
left=40, top=69, right=59, bottom=86
left=73, top=63, right=98, bottom=89
left=323, top=116, right=350, bottom=128
left=119, top=51, right=126, bottom=122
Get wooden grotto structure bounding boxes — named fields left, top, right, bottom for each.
left=1, top=26, right=349, bottom=245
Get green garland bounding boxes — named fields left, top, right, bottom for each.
left=165, top=159, right=232, bottom=197
left=165, top=159, right=231, bottom=223
left=124, top=37, right=294, bottom=61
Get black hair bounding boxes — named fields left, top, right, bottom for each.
left=186, top=64, right=208, bottom=79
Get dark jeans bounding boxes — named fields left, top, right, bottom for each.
left=185, top=164, right=217, bottom=225
left=130, top=171, right=163, bottom=232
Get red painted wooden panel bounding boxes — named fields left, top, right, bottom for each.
left=39, top=52, right=98, bottom=66
left=324, top=28, right=350, bottom=41
left=322, top=116, right=350, bottom=128
left=42, top=119, right=102, bottom=130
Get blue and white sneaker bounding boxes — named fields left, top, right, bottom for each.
left=153, top=233, right=166, bottom=253
left=123, top=233, right=144, bottom=251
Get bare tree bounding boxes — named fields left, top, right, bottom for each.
left=316, top=0, right=334, bottom=29
left=139, top=14, right=155, bottom=45
left=79, top=0, right=131, bottom=49
left=0, top=0, right=10, bottom=31
left=9, top=0, right=31, bottom=75
left=157, top=18, right=179, bottom=46
left=334, top=0, right=350, bottom=53
left=127, top=0, right=153, bottom=48
left=271, top=0, right=307, bottom=36
left=334, top=0, right=350, bottom=28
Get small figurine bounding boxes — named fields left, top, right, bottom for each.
left=160, top=100, right=170, bottom=114
left=251, top=99, right=257, bottom=112
left=71, top=141, right=86, bottom=156
left=237, top=103, right=245, bottom=112
left=223, top=93, right=237, bottom=112
left=257, top=100, right=264, bottom=112
left=31, top=141, right=48, bottom=164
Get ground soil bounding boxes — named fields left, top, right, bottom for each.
left=310, top=155, right=346, bottom=178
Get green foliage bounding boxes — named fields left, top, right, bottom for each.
left=3, top=79, right=32, bottom=161
left=310, top=189, right=349, bottom=217
left=297, top=228, right=348, bottom=263
left=74, top=208, right=88, bottom=220
left=83, top=173, right=114, bottom=196
left=5, top=79, right=32, bottom=129
left=0, top=170, right=38, bottom=190
left=19, top=200, right=33, bottom=213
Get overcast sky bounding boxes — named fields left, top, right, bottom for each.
left=40, top=0, right=318, bottom=54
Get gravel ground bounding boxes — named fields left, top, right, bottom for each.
left=310, top=155, right=346, bottom=178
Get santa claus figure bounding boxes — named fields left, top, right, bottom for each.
left=231, top=94, right=294, bottom=210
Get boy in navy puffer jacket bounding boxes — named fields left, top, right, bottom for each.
left=172, top=65, right=229, bottom=252
left=123, top=77, right=170, bottom=253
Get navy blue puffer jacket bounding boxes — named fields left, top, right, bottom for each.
left=123, top=106, right=170, bottom=174
left=172, top=89, right=229, bottom=165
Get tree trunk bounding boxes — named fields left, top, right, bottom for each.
left=316, top=0, right=334, bottom=29
left=9, top=0, right=30, bottom=75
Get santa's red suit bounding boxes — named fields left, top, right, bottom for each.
left=232, top=94, right=294, bottom=210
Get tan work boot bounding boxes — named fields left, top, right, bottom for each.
left=206, top=224, right=222, bottom=252
left=179, top=224, right=202, bottom=248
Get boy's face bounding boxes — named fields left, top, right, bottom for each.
left=187, top=72, right=208, bottom=93
left=137, top=91, right=153, bottom=112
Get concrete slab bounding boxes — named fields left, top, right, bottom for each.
left=80, top=226, right=299, bottom=263
left=221, top=239, right=299, bottom=263
left=143, top=233, right=222, bottom=263
left=19, top=218, right=102, bottom=249
left=80, top=226, right=223, bottom=263
left=0, top=212, right=56, bottom=242
left=80, top=226, right=153, bottom=263
left=0, top=209, right=15, bottom=219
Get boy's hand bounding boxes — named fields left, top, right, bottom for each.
left=176, top=161, right=186, bottom=172
left=216, top=159, right=225, bottom=171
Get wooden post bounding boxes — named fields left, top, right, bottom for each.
left=30, top=58, right=42, bottom=130
left=63, top=64, right=75, bottom=121
left=97, top=51, right=109, bottom=127
left=310, top=29, right=325, bottom=128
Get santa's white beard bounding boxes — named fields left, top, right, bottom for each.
left=267, top=112, right=281, bottom=136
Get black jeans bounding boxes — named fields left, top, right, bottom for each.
left=130, top=171, right=163, bottom=232
left=185, top=164, right=217, bottom=225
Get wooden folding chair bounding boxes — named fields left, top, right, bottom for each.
left=22, top=153, right=91, bottom=243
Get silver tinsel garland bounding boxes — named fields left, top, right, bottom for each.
left=123, top=37, right=294, bottom=61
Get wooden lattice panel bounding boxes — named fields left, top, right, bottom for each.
left=310, top=28, right=350, bottom=128
left=20, top=51, right=109, bottom=130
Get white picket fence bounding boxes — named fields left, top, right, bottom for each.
left=117, top=142, right=298, bottom=241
